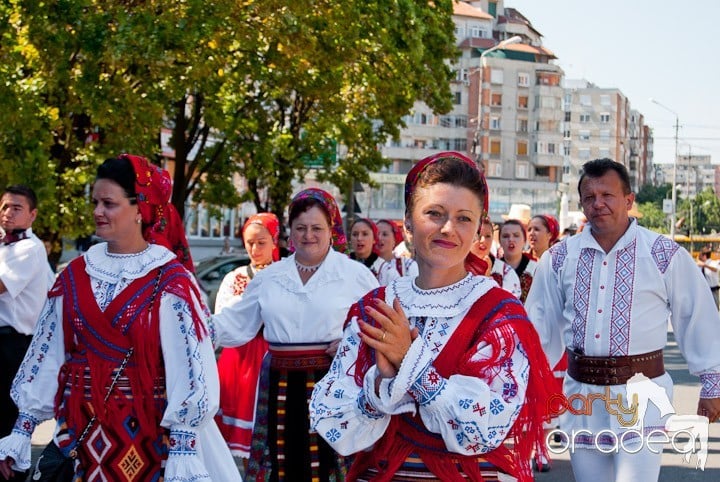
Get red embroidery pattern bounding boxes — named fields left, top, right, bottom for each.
left=519, top=272, right=533, bottom=303
left=232, top=272, right=249, bottom=296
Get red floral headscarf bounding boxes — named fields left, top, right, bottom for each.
left=120, top=154, right=194, bottom=273
left=242, top=212, right=281, bottom=262
left=288, top=188, right=347, bottom=253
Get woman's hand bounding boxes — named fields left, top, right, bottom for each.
left=0, top=457, right=16, bottom=479
left=325, top=339, right=341, bottom=357
left=358, top=297, right=418, bottom=379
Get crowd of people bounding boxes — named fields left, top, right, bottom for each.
left=0, top=152, right=717, bottom=482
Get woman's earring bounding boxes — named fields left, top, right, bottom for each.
left=136, top=218, right=142, bottom=224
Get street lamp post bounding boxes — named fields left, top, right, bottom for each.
left=472, top=35, right=522, bottom=165
left=650, top=98, right=680, bottom=239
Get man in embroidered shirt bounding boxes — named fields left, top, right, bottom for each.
left=526, top=159, right=720, bottom=482
left=0, top=186, right=54, bottom=450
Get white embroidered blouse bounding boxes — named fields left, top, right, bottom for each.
left=0, top=243, right=241, bottom=481
left=212, top=248, right=379, bottom=347
left=309, top=274, right=530, bottom=457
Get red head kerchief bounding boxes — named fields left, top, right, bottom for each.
left=377, top=218, right=404, bottom=247
left=404, top=151, right=488, bottom=215
left=289, top=188, right=347, bottom=253
left=538, top=214, right=560, bottom=244
left=243, top=212, right=281, bottom=262
left=120, top=154, right=195, bottom=273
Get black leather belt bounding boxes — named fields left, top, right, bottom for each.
left=566, top=348, right=665, bottom=385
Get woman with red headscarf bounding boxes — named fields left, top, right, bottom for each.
left=527, top=214, right=560, bottom=261
left=0, top=155, right=240, bottom=481
left=375, top=219, right=419, bottom=286
left=311, top=152, right=554, bottom=481
left=214, top=213, right=279, bottom=460
left=470, top=217, right=521, bottom=298
left=212, top=188, right=378, bottom=481
left=349, top=218, right=385, bottom=277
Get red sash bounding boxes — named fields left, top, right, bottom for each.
left=347, top=285, right=552, bottom=482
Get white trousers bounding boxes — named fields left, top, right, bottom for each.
left=570, top=446, right=662, bottom=482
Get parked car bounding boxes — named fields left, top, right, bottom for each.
left=195, top=253, right=251, bottom=311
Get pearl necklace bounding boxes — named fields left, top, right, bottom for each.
left=295, top=259, right=323, bottom=273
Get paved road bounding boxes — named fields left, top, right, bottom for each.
left=28, top=328, right=719, bottom=480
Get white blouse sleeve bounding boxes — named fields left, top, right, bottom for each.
left=524, top=252, right=566, bottom=367
left=664, top=246, right=720, bottom=396
left=214, top=268, right=241, bottom=313
left=160, top=291, right=217, bottom=481
left=210, top=272, right=264, bottom=348
left=0, top=297, right=65, bottom=471
left=310, top=318, right=396, bottom=456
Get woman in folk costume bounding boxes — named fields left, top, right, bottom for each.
left=349, top=218, right=385, bottom=277
left=375, top=219, right=419, bottom=286
left=470, top=217, right=521, bottom=298
left=212, top=188, right=379, bottom=481
left=214, top=213, right=279, bottom=459
left=526, top=215, right=559, bottom=261
left=0, top=155, right=241, bottom=481
left=310, top=152, right=554, bottom=481
left=524, top=213, right=564, bottom=472
left=498, top=219, right=538, bottom=303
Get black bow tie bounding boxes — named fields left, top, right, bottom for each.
left=1, top=229, right=30, bottom=245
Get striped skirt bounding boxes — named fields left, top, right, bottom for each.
left=246, top=343, right=349, bottom=482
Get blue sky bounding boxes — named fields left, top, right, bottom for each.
left=507, top=0, right=720, bottom=166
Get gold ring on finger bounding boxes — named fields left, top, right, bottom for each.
left=381, top=331, right=387, bottom=342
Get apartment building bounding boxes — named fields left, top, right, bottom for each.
left=377, top=1, right=565, bottom=221
left=656, top=154, right=716, bottom=199
left=562, top=79, right=643, bottom=210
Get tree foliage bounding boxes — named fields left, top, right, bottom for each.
left=0, top=0, right=458, bottom=260
left=636, top=202, right=668, bottom=233
left=635, top=183, right=671, bottom=208
left=677, top=188, right=720, bottom=235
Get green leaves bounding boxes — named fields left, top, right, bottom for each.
left=0, top=0, right=457, bottom=254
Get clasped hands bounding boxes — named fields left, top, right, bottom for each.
left=358, top=298, right=419, bottom=380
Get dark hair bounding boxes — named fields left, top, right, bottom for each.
left=499, top=219, right=527, bottom=241
left=288, top=196, right=331, bottom=228
left=578, top=158, right=632, bottom=196
left=4, top=185, right=38, bottom=211
left=406, top=157, right=486, bottom=217
left=96, top=157, right=137, bottom=203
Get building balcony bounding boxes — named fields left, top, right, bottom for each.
left=531, top=153, right=563, bottom=167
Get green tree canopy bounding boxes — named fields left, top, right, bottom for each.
left=0, top=0, right=458, bottom=261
